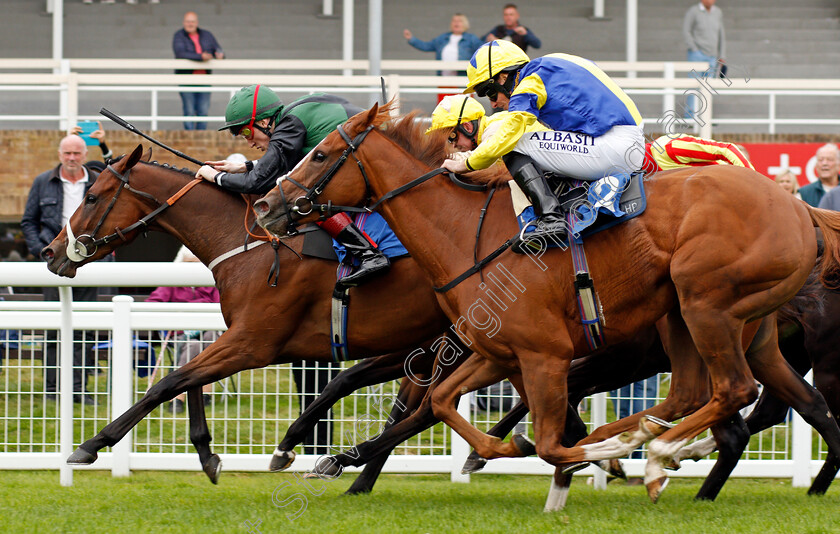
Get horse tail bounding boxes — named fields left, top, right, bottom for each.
left=807, top=206, right=840, bottom=289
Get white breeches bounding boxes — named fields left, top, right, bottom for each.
left=512, top=124, right=645, bottom=181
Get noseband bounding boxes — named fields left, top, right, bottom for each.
left=66, top=163, right=202, bottom=262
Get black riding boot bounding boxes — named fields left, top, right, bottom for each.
left=336, top=223, right=391, bottom=287
left=512, top=162, right=567, bottom=240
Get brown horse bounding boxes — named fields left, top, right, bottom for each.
left=254, top=103, right=840, bottom=501
left=40, top=146, right=451, bottom=479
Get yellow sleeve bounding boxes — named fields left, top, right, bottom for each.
left=465, top=111, right=537, bottom=170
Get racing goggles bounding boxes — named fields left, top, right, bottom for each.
left=474, top=79, right=508, bottom=100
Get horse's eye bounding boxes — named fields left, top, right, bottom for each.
left=313, top=152, right=326, bottom=163
left=85, top=194, right=97, bottom=205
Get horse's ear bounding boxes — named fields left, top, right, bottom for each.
left=362, top=103, right=380, bottom=128
left=142, top=146, right=152, bottom=162
left=124, top=144, right=144, bottom=170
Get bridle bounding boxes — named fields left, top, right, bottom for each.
left=278, top=122, right=483, bottom=236
left=279, top=123, right=376, bottom=235
left=65, top=162, right=202, bottom=262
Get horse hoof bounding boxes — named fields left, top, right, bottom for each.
left=203, top=454, right=222, bottom=484
left=562, top=461, right=589, bottom=475
left=269, top=449, right=296, bottom=472
left=643, top=415, right=674, bottom=438
left=646, top=475, right=669, bottom=503
left=308, top=456, right=343, bottom=479
left=461, top=452, right=488, bottom=474
left=512, top=434, right=537, bottom=457
left=664, top=458, right=681, bottom=471
left=67, top=447, right=97, bottom=465
left=599, top=458, right=626, bottom=479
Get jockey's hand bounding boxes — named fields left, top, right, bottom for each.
left=441, top=158, right=468, bottom=174
left=196, top=165, right=221, bottom=183
left=205, top=159, right=246, bottom=174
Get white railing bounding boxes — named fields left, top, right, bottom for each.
left=0, top=59, right=718, bottom=136
left=0, top=262, right=826, bottom=487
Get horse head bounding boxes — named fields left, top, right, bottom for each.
left=43, top=144, right=152, bottom=277
left=255, top=104, right=383, bottom=236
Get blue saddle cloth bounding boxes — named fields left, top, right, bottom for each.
left=516, top=172, right=647, bottom=245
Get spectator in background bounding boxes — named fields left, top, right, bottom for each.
left=800, top=144, right=839, bottom=207
left=774, top=169, right=801, bottom=199
left=404, top=14, right=484, bottom=103
left=173, top=11, right=224, bottom=130
left=482, top=4, right=541, bottom=53
left=145, top=245, right=219, bottom=414
left=69, top=121, right=113, bottom=174
left=818, top=177, right=840, bottom=210
left=683, top=0, right=726, bottom=119
left=21, top=135, right=114, bottom=406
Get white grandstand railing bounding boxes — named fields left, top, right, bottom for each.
left=0, top=262, right=827, bottom=488
left=0, top=58, right=719, bottom=136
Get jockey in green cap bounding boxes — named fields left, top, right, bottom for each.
left=196, top=84, right=389, bottom=287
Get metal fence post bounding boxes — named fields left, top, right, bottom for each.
left=791, top=371, right=813, bottom=487
left=58, top=286, right=74, bottom=487
left=450, top=396, right=470, bottom=483
left=111, top=296, right=134, bottom=477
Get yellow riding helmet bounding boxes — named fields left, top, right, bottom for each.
left=464, top=40, right=530, bottom=94
left=425, top=95, right=487, bottom=134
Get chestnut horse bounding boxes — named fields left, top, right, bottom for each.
left=254, top=104, right=840, bottom=501
left=41, top=147, right=451, bottom=480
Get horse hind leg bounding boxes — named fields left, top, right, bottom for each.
left=644, top=310, right=759, bottom=503
left=745, top=322, right=840, bottom=493
left=806, top=363, right=840, bottom=495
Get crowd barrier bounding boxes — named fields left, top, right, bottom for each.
left=0, top=262, right=828, bottom=488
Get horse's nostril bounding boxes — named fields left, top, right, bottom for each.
left=254, top=199, right=269, bottom=217
left=41, top=248, right=54, bottom=261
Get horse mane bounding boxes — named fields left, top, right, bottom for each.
left=372, top=104, right=512, bottom=188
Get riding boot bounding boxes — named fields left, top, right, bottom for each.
left=512, top=162, right=567, bottom=240
left=334, top=223, right=390, bottom=287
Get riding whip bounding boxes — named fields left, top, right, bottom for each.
left=99, top=107, right=204, bottom=167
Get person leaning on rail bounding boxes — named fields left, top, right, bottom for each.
left=441, top=40, right=646, bottom=242
left=194, top=84, right=390, bottom=287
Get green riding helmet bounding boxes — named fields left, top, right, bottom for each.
left=219, top=84, right=284, bottom=135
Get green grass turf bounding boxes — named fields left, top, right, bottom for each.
left=0, top=471, right=837, bottom=534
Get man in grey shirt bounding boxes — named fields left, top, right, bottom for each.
left=683, top=0, right=726, bottom=118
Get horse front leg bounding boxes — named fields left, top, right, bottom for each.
left=344, top=375, right=428, bottom=495
left=67, top=330, right=269, bottom=465
left=430, top=353, right=532, bottom=460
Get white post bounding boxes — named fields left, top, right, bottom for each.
left=792, top=370, right=814, bottom=487
left=663, top=62, right=676, bottom=116
left=52, top=0, right=63, bottom=62
left=58, top=60, right=70, bottom=132
left=58, top=286, right=74, bottom=487
left=593, top=0, right=605, bottom=19
left=151, top=89, right=159, bottom=131
left=591, top=392, right=608, bottom=489
left=625, top=0, right=637, bottom=78
left=111, top=296, right=134, bottom=477
left=387, top=74, right=400, bottom=115
left=698, top=84, right=713, bottom=139
left=368, top=0, right=382, bottom=106
left=768, top=93, right=776, bottom=135
left=66, top=72, right=78, bottom=132
left=342, top=0, right=354, bottom=76
left=322, top=0, right=334, bottom=16
left=450, top=396, right=470, bottom=483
